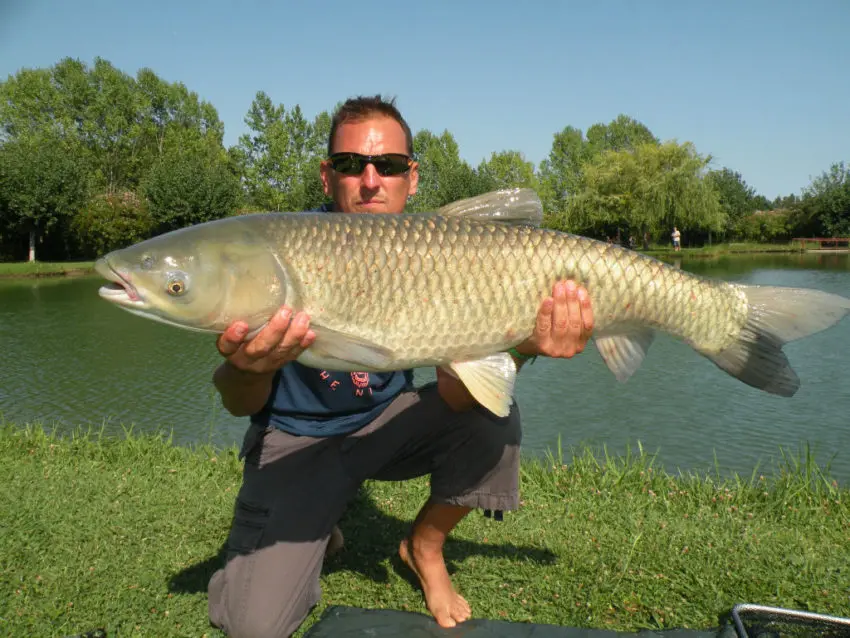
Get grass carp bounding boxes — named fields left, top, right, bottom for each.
left=96, top=190, right=850, bottom=417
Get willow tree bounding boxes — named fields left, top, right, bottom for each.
left=566, top=141, right=725, bottom=241
left=539, top=115, right=658, bottom=229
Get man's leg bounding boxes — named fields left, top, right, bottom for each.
left=340, top=384, right=522, bottom=628
left=398, top=501, right=472, bottom=627
left=209, top=424, right=357, bottom=638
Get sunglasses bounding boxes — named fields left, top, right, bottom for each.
left=328, top=152, right=413, bottom=176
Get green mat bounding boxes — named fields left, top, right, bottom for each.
left=303, top=606, right=727, bottom=637
left=304, top=604, right=850, bottom=637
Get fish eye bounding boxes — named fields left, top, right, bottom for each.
left=166, top=277, right=187, bottom=296
left=141, top=255, right=154, bottom=270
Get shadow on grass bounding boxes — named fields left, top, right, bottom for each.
left=168, top=488, right=556, bottom=595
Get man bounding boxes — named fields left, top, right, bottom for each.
left=672, top=226, right=681, bottom=251
left=207, top=95, right=594, bottom=637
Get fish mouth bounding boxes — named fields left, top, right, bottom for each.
left=95, top=258, right=145, bottom=307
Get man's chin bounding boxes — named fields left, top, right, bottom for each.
left=353, top=201, right=394, bottom=214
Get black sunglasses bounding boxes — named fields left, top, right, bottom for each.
left=328, top=152, right=413, bottom=176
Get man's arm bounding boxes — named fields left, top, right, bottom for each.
left=214, top=307, right=316, bottom=417
left=436, top=280, right=594, bottom=412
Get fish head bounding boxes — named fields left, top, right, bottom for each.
left=95, top=219, right=290, bottom=334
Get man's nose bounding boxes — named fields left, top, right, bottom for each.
left=360, top=162, right=380, bottom=189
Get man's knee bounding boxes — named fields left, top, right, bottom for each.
left=430, top=404, right=522, bottom=505
left=208, top=555, right=320, bottom=638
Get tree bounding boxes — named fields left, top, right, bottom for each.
left=408, top=130, right=482, bottom=212
left=585, top=114, right=658, bottom=155
left=238, top=93, right=328, bottom=212
left=71, top=192, right=154, bottom=257
left=476, top=150, right=538, bottom=192
left=298, top=110, right=332, bottom=210
left=802, top=162, right=850, bottom=237
left=736, top=210, right=790, bottom=242
left=0, top=57, right=227, bottom=194
left=0, top=66, right=61, bottom=140
left=706, top=167, right=762, bottom=238
left=538, top=126, right=588, bottom=222
left=566, top=141, right=724, bottom=241
left=143, top=147, right=241, bottom=233
left=539, top=115, right=658, bottom=227
left=0, top=132, right=89, bottom=261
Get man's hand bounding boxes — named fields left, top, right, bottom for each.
left=213, top=306, right=316, bottom=417
left=217, top=306, right=316, bottom=375
left=516, top=280, right=594, bottom=359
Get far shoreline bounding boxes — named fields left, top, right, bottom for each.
left=0, top=262, right=95, bottom=279
left=2, top=243, right=844, bottom=280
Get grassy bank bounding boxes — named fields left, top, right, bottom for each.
left=646, top=241, right=799, bottom=259
left=0, top=261, right=95, bottom=278
left=1, top=424, right=848, bottom=637
left=0, top=242, right=813, bottom=279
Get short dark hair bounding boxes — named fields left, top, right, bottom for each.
left=327, top=95, right=414, bottom=157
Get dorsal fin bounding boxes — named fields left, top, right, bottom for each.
left=436, top=188, right=543, bottom=226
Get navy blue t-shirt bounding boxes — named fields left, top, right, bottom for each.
left=253, top=363, right=415, bottom=436
left=250, top=202, right=415, bottom=437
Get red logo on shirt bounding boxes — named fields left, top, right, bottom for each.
left=350, top=372, right=370, bottom=388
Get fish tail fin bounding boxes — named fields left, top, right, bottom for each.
left=706, top=285, right=850, bottom=397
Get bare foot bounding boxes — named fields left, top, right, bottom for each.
left=399, top=537, right=471, bottom=628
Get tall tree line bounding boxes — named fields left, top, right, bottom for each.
left=1, top=57, right=847, bottom=261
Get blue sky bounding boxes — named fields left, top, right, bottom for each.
left=1, top=0, right=847, bottom=199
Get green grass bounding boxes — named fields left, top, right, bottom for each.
left=0, top=261, right=95, bottom=278
left=1, top=424, right=849, bottom=637
left=645, top=242, right=799, bottom=258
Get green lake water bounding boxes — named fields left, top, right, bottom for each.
left=1, top=251, right=848, bottom=481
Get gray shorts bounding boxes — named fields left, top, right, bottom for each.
left=208, top=382, right=522, bottom=637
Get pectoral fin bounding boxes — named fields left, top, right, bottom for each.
left=306, top=325, right=396, bottom=370
left=436, top=188, right=543, bottom=226
left=594, top=328, right=655, bottom=382
left=445, top=352, right=517, bottom=417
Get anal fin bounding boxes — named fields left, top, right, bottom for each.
left=594, top=328, right=655, bottom=382
left=445, top=352, right=517, bottom=417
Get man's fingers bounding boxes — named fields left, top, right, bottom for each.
left=551, top=281, right=569, bottom=335
left=578, top=286, right=594, bottom=335
left=217, top=322, right=249, bottom=356
left=281, top=312, right=311, bottom=350
left=300, top=329, right=317, bottom=349
left=534, top=296, right=554, bottom=339
left=243, top=307, right=293, bottom=359
left=564, top=280, right=582, bottom=334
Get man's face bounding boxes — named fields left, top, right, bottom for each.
left=320, top=116, right=419, bottom=214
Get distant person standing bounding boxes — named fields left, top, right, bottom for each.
left=671, top=226, right=681, bottom=252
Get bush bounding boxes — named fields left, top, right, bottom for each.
left=71, top=192, right=155, bottom=257
left=734, top=210, right=790, bottom=242
left=143, top=149, right=241, bottom=233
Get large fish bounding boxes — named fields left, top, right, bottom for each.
left=95, top=189, right=850, bottom=417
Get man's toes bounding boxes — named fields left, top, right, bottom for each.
left=453, top=598, right=471, bottom=621
left=434, top=609, right=457, bottom=628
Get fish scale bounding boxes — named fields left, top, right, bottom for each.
left=263, top=212, right=747, bottom=368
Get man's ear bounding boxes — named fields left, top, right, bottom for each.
left=408, top=161, right=419, bottom=196
left=320, top=160, right=333, bottom=197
